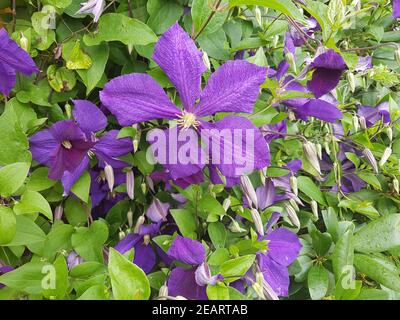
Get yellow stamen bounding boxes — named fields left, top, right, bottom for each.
left=176, top=111, right=200, bottom=130
left=61, top=140, right=72, bottom=149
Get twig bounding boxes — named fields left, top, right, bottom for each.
left=12, top=0, right=16, bottom=32
left=127, top=0, right=133, bottom=18
left=193, top=0, right=223, bottom=40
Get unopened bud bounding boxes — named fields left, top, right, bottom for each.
left=379, top=147, right=392, bottom=167
left=290, top=176, right=298, bottom=196
left=146, top=175, right=154, bottom=192
left=363, top=148, right=378, bottom=173
left=395, top=47, right=400, bottom=65
left=259, top=169, right=266, bottom=186
left=316, top=143, right=322, bottom=160
left=134, top=215, right=145, bottom=234
left=133, top=139, right=139, bottom=153
left=359, top=116, right=367, bottom=130
left=54, top=205, right=63, bottom=220
left=19, top=32, right=29, bottom=51
left=215, top=167, right=227, bottom=186
left=118, top=230, right=126, bottom=240
left=240, top=176, right=258, bottom=209
left=127, top=44, right=134, bottom=55
left=65, top=103, right=72, bottom=119
left=126, top=170, right=135, bottom=200
left=303, top=140, right=321, bottom=174
left=393, top=177, right=399, bottom=194
left=311, top=200, right=318, bottom=220
left=222, top=198, right=231, bottom=212
left=258, top=272, right=279, bottom=300
left=228, top=219, right=246, bottom=233
left=141, top=182, right=147, bottom=194
left=250, top=208, right=264, bottom=236
left=202, top=51, right=211, bottom=70
left=386, top=127, right=393, bottom=142
left=159, top=284, right=168, bottom=299
left=347, top=72, right=356, bottom=93
left=255, top=6, right=262, bottom=27
left=127, top=209, right=133, bottom=228
left=104, top=164, right=114, bottom=191
left=285, top=204, right=300, bottom=228
left=324, top=139, right=331, bottom=155
left=352, top=115, right=359, bottom=132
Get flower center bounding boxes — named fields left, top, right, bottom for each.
left=61, top=140, right=72, bottom=149
left=177, top=111, right=200, bottom=130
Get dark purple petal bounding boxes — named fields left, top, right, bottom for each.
left=133, top=240, right=156, bottom=274
left=261, top=120, right=287, bottom=143
left=358, top=102, right=390, bottom=127
left=256, top=180, right=276, bottom=210
left=61, top=156, right=90, bottom=194
left=295, top=98, right=342, bottom=123
left=115, top=233, right=142, bottom=254
left=72, top=100, right=107, bottom=135
left=100, top=73, right=181, bottom=126
left=0, top=61, right=16, bottom=96
left=30, top=129, right=59, bottom=167
left=167, top=235, right=205, bottom=265
left=258, top=254, right=290, bottom=296
left=138, top=222, right=161, bottom=236
left=195, top=61, right=267, bottom=117
left=200, top=115, right=270, bottom=178
left=153, top=22, right=206, bottom=112
left=93, top=130, right=133, bottom=168
left=265, top=228, right=302, bottom=266
left=0, top=265, right=13, bottom=288
left=168, top=267, right=207, bottom=300
left=0, top=28, right=39, bottom=75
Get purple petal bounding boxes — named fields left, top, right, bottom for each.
left=355, top=56, right=372, bottom=72
left=115, top=233, right=141, bottom=254
left=146, top=198, right=170, bottom=223
left=168, top=267, right=207, bottom=300
left=258, top=254, right=290, bottom=296
left=61, top=156, right=90, bottom=194
left=295, top=98, right=342, bottom=123
left=72, top=100, right=107, bottom=135
left=256, top=179, right=276, bottom=210
left=200, top=115, right=270, bottom=178
left=133, top=240, right=156, bottom=274
left=153, top=22, right=206, bottom=112
left=0, top=28, right=39, bottom=75
left=167, top=235, right=205, bottom=265
left=93, top=130, right=133, bottom=168
left=394, top=0, right=400, bottom=18
left=0, top=61, right=16, bottom=96
left=194, top=262, right=223, bottom=286
left=100, top=73, right=181, bottom=126
left=195, top=61, right=267, bottom=117
left=265, top=228, right=302, bottom=266
left=209, top=165, right=240, bottom=187
left=30, top=129, right=59, bottom=167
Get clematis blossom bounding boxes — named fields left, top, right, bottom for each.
left=166, top=235, right=223, bottom=300
left=0, top=265, right=13, bottom=289
left=0, top=28, right=39, bottom=96
left=100, top=22, right=270, bottom=186
left=357, top=102, right=390, bottom=128
left=30, top=100, right=133, bottom=194
left=76, top=0, right=105, bottom=22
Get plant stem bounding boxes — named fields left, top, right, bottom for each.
left=193, top=0, right=223, bottom=40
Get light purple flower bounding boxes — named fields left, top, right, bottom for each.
left=167, top=235, right=223, bottom=300
left=355, top=56, right=372, bottom=72
left=287, top=17, right=320, bottom=47
left=100, top=22, right=270, bottom=184
left=394, top=0, right=400, bottom=18
left=76, top=0, right=105, bottom=22
left=307, top=49, right=347, bottom=98
left=0, top=28, right=39, bottom=96
left=357, top=102, right=390, bottom=127
left=146, top=198, right=170, bottom=223
left=67, top=251, right=84, bottom=270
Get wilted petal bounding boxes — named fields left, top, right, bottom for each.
left=100, top=73, right=181, bottom=126
left=153, top=22, right=206, bottom=112
left=168, top=267, right=207, bottom=300
left=72, top=100, right=107, bottom=135
left=265, top=228, right=302, bottom=266
left=195, top=61, right=267, bottom=117
left=355, top=56, right=372, bottom=72
left=167, top=235, right=205, bottom=265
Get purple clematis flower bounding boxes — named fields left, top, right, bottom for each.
left=30, top=100, right=133, bottom=193
left=357, top=102, right=390, bottom=127
left=67, top=251, right=84, bottom=270
left=307, top=49, right=347, bottom=98
left=76, top=0, right=105, bottom=22
left=355, top=56, right=372, bottom=73
left=151, top=169, right=205, bottom=189
left=100, top=22, right=270, bottom=185
left=287, top=17, right=320, bottom=47
left=0, top=265, right=13, bottom=289
left=167, top=236, right=223, bottom=300
left=394, top=0, right=400, bottom=18
left=0, top=28, right=39, bottom=96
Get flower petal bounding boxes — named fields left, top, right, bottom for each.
left=153, top=22, right=206, bottom=111
left=167, top=235, right=205, bottom=265
left=168, top=267, right=207, bottom=300
left=394, top=0, right=400, bottom=18
left=0, top=61, right=16, bottom=96
left=72, top=100, right=107, bottom=135
left=265, top=228, right=302, bottom=266
left=195, top=61, right=267, bottom=117
left=61, top=156, right=90, bottom=194
left=295, top=98, right=342, bottom=123
left=30, top=128, right=58, bottom=167
left=258, top=254, right=290, bottom=296
left=100, top=73, right=181, bottom=126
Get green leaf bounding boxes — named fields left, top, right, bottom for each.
left=0, top=162, right=30, bottom=197
left=358, top=172, right=382, bottom=190
left=83, top=13, right=158, bottom=46
left=229, top=0, right=304, bottom=23
left=354, top=214, right=400, bottom=253
left=108, top=248, right=150, bottom=300
left=332, top=229, right=354, bottom=281
left=147, top=0, right=183, bottom=34
left=78, top=285, right=108, bottom=300
left=206, top=283, right=230, bottom=300
left=297, top=176, right=327, bottom=205
left=47, top=65, right=77, bottom=92
left=0, top=205, right=16, bottom=245
left=192, top=0, right=228, bottom=36
left=220, top=254, right=255, bottom=280
left=66, top=40, right=92, bottom=70
left=307, top=265, right=329, bottom=300
left=42, top=222, right=74, bottom=260
left=170, top=209, right=197, bottom=238
left=13, top=190, right=53, bottom=220
left=338, top=199, right=380, bottom=219
left=26, top=167, right=57, bottom=191
left=354, top=254, right=400, bottom=292
left=42, top=255, right=69, bottom=299
left=198, top=194, right=226, bottom=216
left=71, top=220, right=109, bottom=262
left=133, top=151, right=154, bottom=176
left=70, top=171, right=91, bottom=203
left=208, top=222, right=227, bottom=248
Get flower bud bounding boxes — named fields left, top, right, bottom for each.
left=250, top=208, right=264, bottom=236
left=393, top=177, right=399, bottom=194
left=362, top=148, right=378, bottom=173
left=228, top=219, right=246, bottom=233
left=285, top=204, right=300, bottom=228
left=289, top=198, right=300, bottom=211
left=240, top=176, right=258, bottom=209
left=159, top=283, right=168, bottom=299
left=395, top=47, right=400, bottom=65
left=65, top=103, right=72, bottom=119
left=126, top=170, right=135, bottom=200
left=379, top=147, right=392, bottom=167
left=126, top=209, right=133, bottom=228
left=386, top=127, right=393, bottom=142
left=118, top=230, right=126, bottom=240
left=359, top=116, right=367, bottom=130
left=316, top=143, right=322, bottom=160
left=347, top=72, right=356, bottom=93
left=104, top=164, right=114, bottom=191
left=311, top=200, right=318, bottom=220
left=19, top=32, right=29, bottom=52
left=303, top=140, right=321, bottom=174
left=127, top=44, right=134, bottom=55
left=54, top=205, right=63, bottom=220
left=290, top=176, right=298, bottom=196
left=222, top=198, right=231, bottom=212
left=146, top=175, right=154, bottom=192
left=141, top=182, right=147, bottom=195
left=324, top=140, right=331, bottom=156
left=352, top=114, right=359, bottom=133
left=215, top=167, right=227, bottom=186
left=259, top=169, right=266, bottom=186
left=134, top=215, right=145, bottom=234
left=255, top=6, right=262, bottom=27
left=133, top=138, right=139, bottom=153
left=202, top=51, right=211, bottom=70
